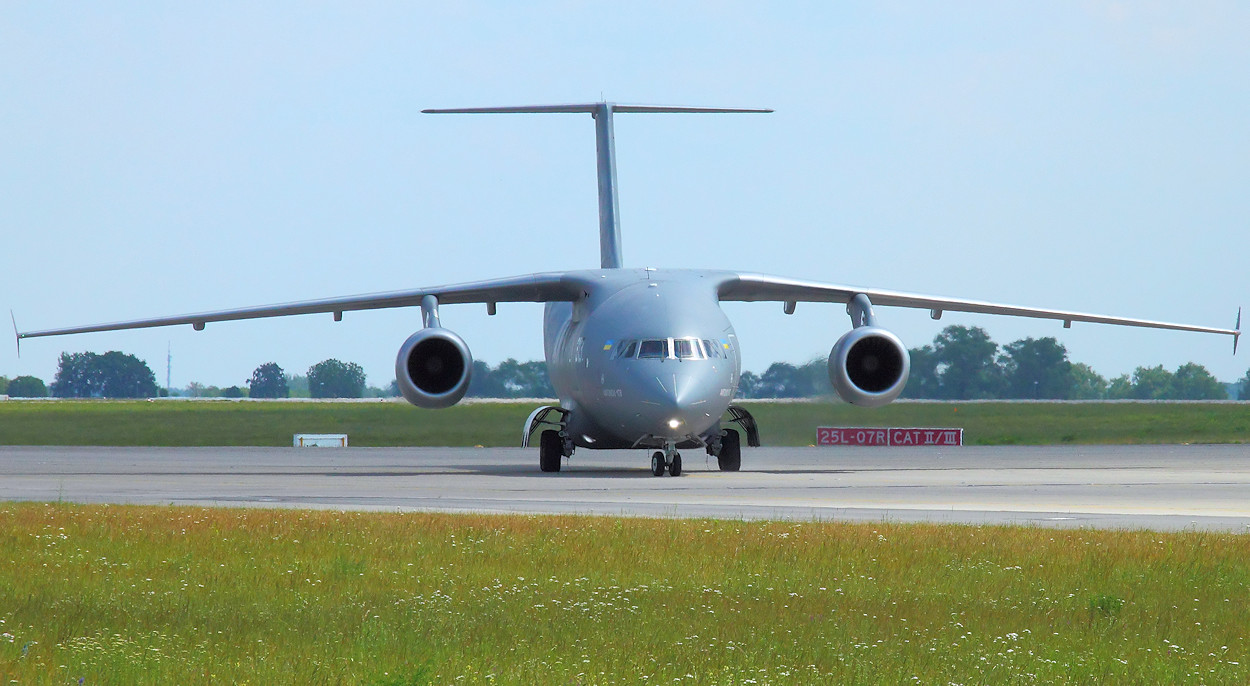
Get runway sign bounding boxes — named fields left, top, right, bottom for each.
left=294, top=433, right=349, bottom=447
left=817, top=427, right=963, bottom=447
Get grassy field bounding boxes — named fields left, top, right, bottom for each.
left=745, top=401, right=1250, bottom=446
left=2, top=399, right=1250, bottom=446
left=1, top=502, right=1247, bottom=684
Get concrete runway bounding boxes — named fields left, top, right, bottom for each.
left=2, top=444, right=1250, bottom=531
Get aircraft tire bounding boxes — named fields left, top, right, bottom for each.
left=717, top=430, right=742, bottom=472
left=669, top=453, right=682, bottom=477
left=651, top=451, right=666, bottom=477
left=539, top=430, right=562, bottom=472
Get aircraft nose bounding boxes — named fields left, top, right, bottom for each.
left=633, top=365, right=730, bottom=437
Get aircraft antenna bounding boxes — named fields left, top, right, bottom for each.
left=423, top=103, right=772, bottom=269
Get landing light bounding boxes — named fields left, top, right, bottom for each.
left=667, top=418, right=682, bottom=429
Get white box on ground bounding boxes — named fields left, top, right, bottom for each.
left=294, top=433, right=349, bottom=447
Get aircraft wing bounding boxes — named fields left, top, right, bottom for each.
left=16, top=272, right=581, bottom=341
left=718, top=272, right=1241, bottom=345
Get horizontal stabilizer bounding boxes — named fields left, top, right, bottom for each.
left=423, top=102, right=771, bottom=269
left=422, top=104, right=773, bottom=115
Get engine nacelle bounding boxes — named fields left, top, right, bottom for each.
left=828, top=326, right=910, bottom=408
left=395, top=328, right=473, bottom=409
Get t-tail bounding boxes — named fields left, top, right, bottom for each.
left=422, top=103, right=772, bottom=269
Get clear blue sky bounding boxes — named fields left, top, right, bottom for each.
left=4, top=3, right=1248, bottom=389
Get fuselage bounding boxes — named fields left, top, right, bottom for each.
left=543, top=268, right=741, bottom=449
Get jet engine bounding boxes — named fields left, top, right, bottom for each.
left=395, top=328, right=473, bottom=409
left=828, top=326, right=910, bottom=408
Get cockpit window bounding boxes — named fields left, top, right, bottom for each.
left=673, top=338, right=700, bottom=359
left=615, top=340, right=638, bottom=359
left=616, top=337, right=716, bottom=360
left=637, top=339, right=668, bottom=359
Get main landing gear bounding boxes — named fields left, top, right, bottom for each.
left=524, top=406, right=571, bottom=473
left=651, top=442, right=682, bottom=477
left=539, top=430, right=564, bottom=473
left=716, top=429, right=741, bottom=472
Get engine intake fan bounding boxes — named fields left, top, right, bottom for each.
left=395, top=328, right=473, bottom=408
left=828, top=326, right=910, bottom=408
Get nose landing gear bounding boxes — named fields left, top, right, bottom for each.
left=650, top=442, right=682, bottom=477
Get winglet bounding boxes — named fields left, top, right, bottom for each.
left=10, top=310, right=19, bottom=359
left=1235, top=307, right=1241, bottom=355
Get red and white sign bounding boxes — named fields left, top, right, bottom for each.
left=816, top=427, right=963, bottom=447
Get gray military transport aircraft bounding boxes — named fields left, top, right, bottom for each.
left=16, top=103, right=1241, bottom=476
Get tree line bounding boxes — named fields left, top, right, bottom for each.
left=740, top=325, right=1234, bottom=401
left=0, top=352, right=160, bottom=399
left=2, top=354, right=372, bottom=399
left=3, top=330, right=1244, bottom=400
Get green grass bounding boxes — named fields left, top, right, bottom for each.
left=743, top=401, right=1250, bottom=446
left=2, top=399, right=1250, bottom=446
left=0, top=400, right=523, bottom=447
left=1, top=503, right=1248, bottom=684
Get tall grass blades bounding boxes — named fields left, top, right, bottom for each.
left=1, top=504, right=1248, bottom=683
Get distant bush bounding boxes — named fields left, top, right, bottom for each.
left=7, top=376, right=48, bottom=398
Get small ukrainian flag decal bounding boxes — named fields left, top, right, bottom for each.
left=603, top=340, right=614, bottom=351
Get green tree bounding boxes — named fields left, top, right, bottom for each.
left=52, top=352, right=103, bottom=397
left=51, top=351, right=157, bottom=398
left=493, top=359, right=555, bottom=398
left=1237, top=368, right=1250, bottom=400
left=0, top=376, right=8, bottom=395
left=1107, top=374, right=1133, bottom=399
left=518, top=360, right=557, bottom=398
left=932, top=326, right=1005, bottom=399
left=1068, top=363, right=1108, bottom=399
left=466, top=360, right=555, bottom=398
left=1171, top=362, right=1227, bottom=400
left=221, top=385, right=245, bottom=398
left=1130, top=365, right=1175, bottom=400
left=286, top=374, right=311, bottom=398
left=736, top=371, right=761, bottom=399
left=467, top=360, right=504, bottom=397
left=308, top=359, right=366, bottom=398
left=1001, top=337, right=1072, bottom=399
left=902, top=345, right=940, bottom=399
left=799, top=359, right=834, bottom=397
left=248, top=362, right=289, bottom=399
left=97, top=351, right=158, bottom=398
left=7, top=375, right=48, bottom=397
left=758, top=362, right=807, bottom=398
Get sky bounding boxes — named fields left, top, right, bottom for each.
left=4, top=3, right=1249, bottom=390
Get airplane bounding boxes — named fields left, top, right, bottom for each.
left=16, top=103, right=1241, bottom=476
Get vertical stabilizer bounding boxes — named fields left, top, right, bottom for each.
left=592, top=103, right=622, bottom=269
left=423, top=103, right=772, bottom=269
